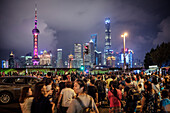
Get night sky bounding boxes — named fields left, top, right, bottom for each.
left=0, top=0, right=170, bottom=64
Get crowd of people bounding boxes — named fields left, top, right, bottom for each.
left=14, top=71, right=170, bottom=113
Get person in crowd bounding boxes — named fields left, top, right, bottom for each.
left=138, top=75, right=144, bottom=90
left=19, top=87, right=33, bottom=113
left=132, top=76, right=138, bottom=88
left=152, top=76, right=161, bottom=103
left=160, top=89, right=170, bottom=113
left=67, top=80, right=99, bottom=113
left=31, top=82, right=54, bottom=113
left=140, top=81, right=155, bottom=113
left=106, top=75, right=113, bottom=93
left=57, top=81, right=76, bottom=113
left=87, top=79, right=98, bottom=103
left=108, top=81, right=122, bottom=113
left=124, top=77, right=137, bottom=113
left=95, top=76, right=106, bottom=106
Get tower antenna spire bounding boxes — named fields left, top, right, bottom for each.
left=34, top=3, right=38, bottom=28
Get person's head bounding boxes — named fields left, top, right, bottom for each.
left=45, top=78, right=53, bottom=86
left=65, top=81, right=72, bottom=88
left=74, top=80, right=87, bottom=94
left=161, top=89, right=169, bottom=99
left=144, top=81, right=152, bottom=92
left=33, top=82, right=46, bottom=102
left=109, top=81, right=118, bottom=89
left=125, top=77, right=131, bottom=84
left=47, top=72, right=52, bottom=77
left=138, top=84, right=142, bottom=88
left=19, top=87, right=32, bottom=103
left=152, top=76, right=158, bottom=85
left=90, top=79, right=95, bottom=84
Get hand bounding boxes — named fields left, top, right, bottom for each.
left=57, top=104, right=60, bottom=109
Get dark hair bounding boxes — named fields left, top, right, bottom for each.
left=161, top=89, right=169, bottom=99
left=144, top=81, right=152, bottom=92
left=65, top=81, right=72, bottom=88
left=19, top=87, right=31, bottom=103
left=47, top=72, right=52, bottom=76
left=90, top=79, right=95, bottom=84
left=76, top=80, right=87, bottom=93
left=45, top=78, right=53, bottom=86
left=110, top=81, right=118, bottom=98
left=138, top=84, right=142, bottom=88
left=152, top=77, right=158, bottom=84
left=33, top=82, right=45, bottom=102
left=111, top=75, right=116, bottom=80
left=125, top=77, right=131, bottom=83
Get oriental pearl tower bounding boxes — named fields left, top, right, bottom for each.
left=32, top=4, right=40, bottom=65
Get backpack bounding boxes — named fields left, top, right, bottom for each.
left=127, top=86, right=141, bottom=101
left=76, top=97, right=95, bottom=113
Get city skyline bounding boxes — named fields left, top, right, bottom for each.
left=0, top=0, right=170, bottom=64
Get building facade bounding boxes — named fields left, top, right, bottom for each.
left=104, top=18, right=112, bottom=65
left=57, top=49, right=63, bottom=68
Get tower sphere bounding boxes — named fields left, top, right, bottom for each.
left=32, top=28, right=40, bottom=34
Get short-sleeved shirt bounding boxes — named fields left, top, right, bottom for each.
left=67, top=94, right=99, bottom=113
left=61, top=88, right=76, bottom=107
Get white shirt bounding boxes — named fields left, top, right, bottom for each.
left=61, top=88, right=76, bottom=107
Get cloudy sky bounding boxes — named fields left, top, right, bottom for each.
left=0, top=0, right=170, bottom=64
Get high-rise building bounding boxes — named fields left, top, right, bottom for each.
left=39, top=50, right=52, bottom=65
left=95, top=50, right=102, bottom=65
left=119, top=48, right=134, bottom=68
left=9, top=52, right=14, bottom=68
left=107, top=56, right=116, bottom=67
left=104, top=18, right=112, bottom=65
left=89, top=39, right=95, bottom=67
left=32, top=4, right=40, bottom=65
left=2, top=60, right=8, bottom=68
left=57, top=49, right=63, bottom=68
left=91, top=34, right=97, bottom=51
left=74, top=44, right=82, bottom=59
left=68, top=54, right=74, bottom=68
left=74, top=44, right=83, bottom=68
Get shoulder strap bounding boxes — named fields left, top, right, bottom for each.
left=76, top=97, right=85, bottom=109
left=88, top=97, right=92, bottom=108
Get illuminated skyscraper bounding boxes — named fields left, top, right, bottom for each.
left=9, top=51, right=14, bottom=68
left=104, top=18, right=111, bottom=65
left=32, top=4, right=40, bottom=65
left=74, top=44, right=82, bottom=68
left=74, top=44, right=82, bottom=59
left=57, top=49, right=63, bottom=68
left=91, top=34, right=97, bottom=51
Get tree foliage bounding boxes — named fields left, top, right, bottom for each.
left=144, top=42, right=170, bottom=69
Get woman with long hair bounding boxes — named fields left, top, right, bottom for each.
left=140, top=81, right=156, bottom=113
left=67, top=80, right=99, bottom=113
left=108, top=81, right=122, bottom=113
left=31, top=82, right=54, bottom=113
left=19, top=87, right=33, bottom=113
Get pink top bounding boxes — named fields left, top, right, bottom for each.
left=108, top=89, right=122, bottom=107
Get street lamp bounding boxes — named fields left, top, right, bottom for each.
left=121, top=32, right=128, bottom=73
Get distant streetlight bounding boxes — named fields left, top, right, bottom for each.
left=121, top=32, right=128, bottom=73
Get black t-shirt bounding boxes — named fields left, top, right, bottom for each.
left=87, top=85, right=98, bottom=101
left=31, top=95, right=52, bottom=113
